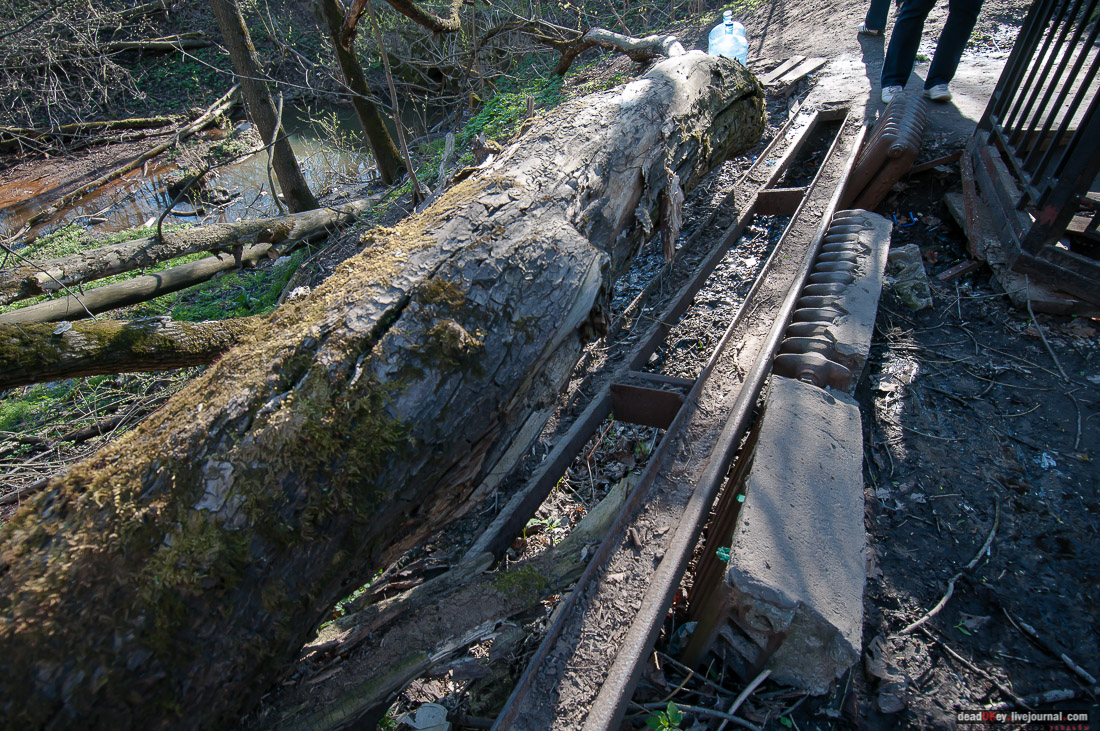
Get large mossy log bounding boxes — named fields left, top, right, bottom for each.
left=0, top=52, right=764, bottom=729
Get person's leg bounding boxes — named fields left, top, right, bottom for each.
left=881, top=0, right=938, bottom=88
left=925, top=0, right=984, bottom=88
left=864, top=0, right=892, bottom=32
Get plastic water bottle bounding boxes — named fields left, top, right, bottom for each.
left=707, top=10, right=748, bottom=65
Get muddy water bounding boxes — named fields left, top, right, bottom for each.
left=0, top=108, right=377, bottom=239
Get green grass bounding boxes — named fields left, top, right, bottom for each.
left=162, top=250, right=304, bottom=322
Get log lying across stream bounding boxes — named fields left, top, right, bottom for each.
left=0, top=197, right=377, bottom=308
left=0, top=52, right=764, bottom=728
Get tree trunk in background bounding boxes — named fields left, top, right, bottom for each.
left=315, top=0, right=404, bottom=185
left=0, top=53, right=764, bottom=730
left=209, top=0, right=319, bottom=213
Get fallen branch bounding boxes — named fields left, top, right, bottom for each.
left=918, top=626, right=1029, bottom=709
left=11, top=85, right=238, bottom=242
left=719, top=669, right=771, bottom=731
left=986, top=687, right=1100, bottom=712
left=0, top=197, right=375, bottom=306
left=0, top=116, right=175, bottom=147
left=1002, top=609, right=1098, bottom=686
left=0, top=238, right=288, bottom=324
left=899, top=499, right=1000, bottom=635
left=553, top=28, right=684, bottom=76
left=0, top=316, right=263, bottom=390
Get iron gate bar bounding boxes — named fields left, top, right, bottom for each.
left=971, top=0, right=1100, bottom=305
left=1028, top=26, right=1100, bottom=185
left=1015, top=0, right=1099, bottom=163
left=981, top=0, right=1055, bottom=130
left=1004, top=0, right=1082, bottom=150
left=493, top=108, right=865, bottom=730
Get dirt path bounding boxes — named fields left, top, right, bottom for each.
left=723, top=0, right=1099, bottom=727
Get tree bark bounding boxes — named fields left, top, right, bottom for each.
left=209, top=0, right=318, bottom=213
left=0, top=52, right=764, bottom=730
left=0, top=198, right=376, bottom=306
left=0, top=239, right=290, bottom=324
left=0, top=316, right=262, bottom=390
left=340, top=0, right=462, bottom=51
left=314, top=0, right=403, bottom=185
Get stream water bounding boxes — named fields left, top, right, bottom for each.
left=0, top=107, right=379, bottom=240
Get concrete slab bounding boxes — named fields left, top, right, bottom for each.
left=724, top=375, right=866, bottom=695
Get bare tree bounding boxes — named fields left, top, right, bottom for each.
left=209, top=0, right=319, bottom=213
left=315, top=0, right=404, bottom=185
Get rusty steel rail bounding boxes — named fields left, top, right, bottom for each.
left=492, top=106, right=866, bottom=730
left=460, top=103, right=837, bottom=566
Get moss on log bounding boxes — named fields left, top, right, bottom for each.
left=0, top=52, right=764, bottom=729
left=0, top=316, right=263, bottom=390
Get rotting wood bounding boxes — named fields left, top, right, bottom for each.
left=254, top=474, right=636, bottom=730
left=0, top=316, right=263, bottom=390
left=0, top=198, right=377, bottom=306
left=0, top=52, right=764, bottom=729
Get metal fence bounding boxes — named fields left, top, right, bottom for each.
left=971, top=0, right=1100, bottom=304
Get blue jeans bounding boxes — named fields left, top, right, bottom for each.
left=880, top=0, right=984, bottom=89
left=864, top=0, right=892, bottom=32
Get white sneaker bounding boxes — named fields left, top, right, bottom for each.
left=924, top=84, right=952, bottom=101
left=858, top=23, right=882, bottom=36
left=881, top=85, right=903, bottom=104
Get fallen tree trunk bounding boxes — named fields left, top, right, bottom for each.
left=0, top=52, right=764, bottom=729
left=0, top=116, right=175, bottom=143
left=0, top=197, right=376, bottom=306
left=0, top=316, right=262, bottom=390
left=0, top=239, right=288, bottom=324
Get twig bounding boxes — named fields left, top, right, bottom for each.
left=655, top=651, right=733, bottom=697
left=986, top=686, right=1100, bottom=712
left=899, top=498, right=1000, bottom=635
left=267, top=92, right=286, bottom=216
left=157, top=163, right=212, bottom=240
left=640, top=702, right=763, bottom=731
left=918, top=626, right=1030, bottom=708
left=0, top=0, right=77, bottom=42
left=1066, top=388, right=1083, bottom=451
left=1025, top=276, right=1069, bottom=383
left=657, top=667, right=696, bottom=704
left=718, top=668, right=770, bottom=731
left=1002, top=609, right=1098, bottom=686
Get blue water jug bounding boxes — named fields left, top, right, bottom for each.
left=707, top=10, right=748, bottom=65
